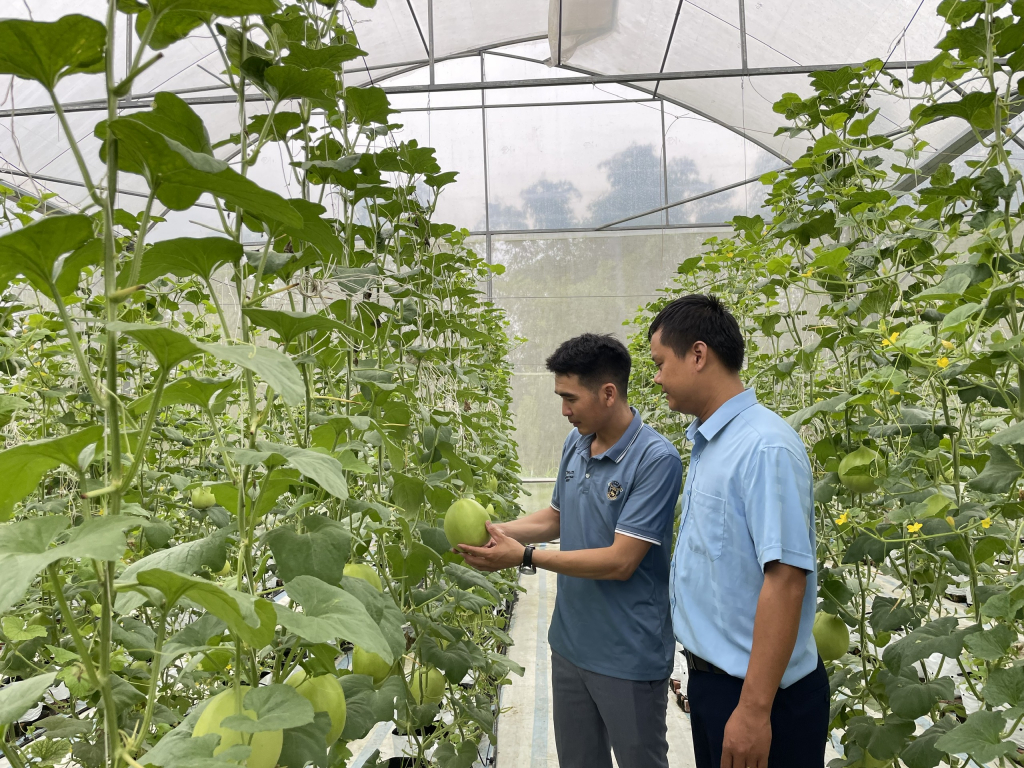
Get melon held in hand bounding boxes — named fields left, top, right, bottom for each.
left=444, top=498, right=490, bottom=548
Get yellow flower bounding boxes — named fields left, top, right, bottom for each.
left=882, top=331, right=899, bottom=347
left=889, top=389, right=900, bottom=396
left=940, top=339, right=954, bottom=350
left=937, top=357, right=950, bottom=368
left=801, top=269, right=814, bottom=278
left=981, top=517, right=992, bottom=529
left=945, top=515, right=956, bottom=527
left=835, top=512, right=849, bottom=525
left=907, top=522, right=923, bottom=533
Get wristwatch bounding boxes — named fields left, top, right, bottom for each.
left=520, top=545, right=537, bottom=575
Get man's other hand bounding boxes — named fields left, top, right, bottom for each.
left=721, top=701, right=771, bottom=768
left=458, top=522, right=525, bottom=572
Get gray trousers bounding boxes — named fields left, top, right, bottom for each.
left=551, top=650, right=670, bottom=768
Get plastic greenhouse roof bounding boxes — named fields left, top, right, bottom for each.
left=0, top=0, right=989, bottom=236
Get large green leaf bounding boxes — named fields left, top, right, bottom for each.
left=0, top=16, right=105, bottom=90
left=0, top=515, right=142, bottom=614
left=274, top=575, right=391, bottom=662
left=933, top=710, right=1016, bottom=764
left=420, top=635, right=485, bottom=684
left=150, top=0, right=280, bottom=14
left=199, top=344, right=304, bottom=406
left=262, top=516, right=351, bottom=584
left=966, top=445, right=1022, bottom=494
left=109, top=322, right=201, bottom=369
left=221, top=685, right=315, bottom=733
left=881, top=670, right=955, bottom=719
left=255, top=441, right=348, bottom=500
left=134, top=569, right=275, bottom=648
left=917, top=91, right=1000, bottom=131
left=845, top=715, right=916, bottom=761
left=343, top=87, right=395, bottom=126
left=0, top=215, right=96, bottom=298
left=280, top=198, right=345, bottom=260
left=264, top=65, right=337, bottom=105
left=0, top=672, right=58, bottom=725
left=106, top=116, right=302, bottom=227
left=282, top=44, right=365, bottom=71
left=882, top=617, right=973, bottom=673
left=339, top=675, right=403, bottom=741
left=129, top=236, right=243, bottom=285
left=243, top=308, right=344, bottom=346
left=278, top=712, right=331, bottom=768
left=0, top=426, right=103, bottom=520
left=129, top=376, right=236, bottom=416
left=983, top=664, right=1024, bottom=707
left=115, top=529, right=230, bottom=613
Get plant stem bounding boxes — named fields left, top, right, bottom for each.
left=122, top=367, right=168, bottom=490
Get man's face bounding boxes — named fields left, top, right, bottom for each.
left=650, top=329, right=693, bottom=414
left=554, top=374, right=604, bottom=435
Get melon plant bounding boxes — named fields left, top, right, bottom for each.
left=0, top=2, right=525, bottom=767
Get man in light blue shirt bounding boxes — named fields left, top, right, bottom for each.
left=648, top=295, right=828, bottom=768
left=459, top=333, right=682, bottom=768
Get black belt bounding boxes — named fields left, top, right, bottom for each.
left=682, top=649, right=728, bottom=675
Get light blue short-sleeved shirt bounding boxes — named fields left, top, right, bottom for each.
left=549, top=407, right=683, bottom=681
left=671, top=389, right=818, bottom=688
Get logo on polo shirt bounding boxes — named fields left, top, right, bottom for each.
left=607, top=480, right=623, bottom=500
left=564, top=469, right=575, bottom=482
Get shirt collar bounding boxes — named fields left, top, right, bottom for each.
left=685, top=389, right=757, bottom=442
left=576, top=407, right=644, bottom=464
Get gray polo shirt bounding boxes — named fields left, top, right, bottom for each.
left=549, top=408, right=683, bottom=681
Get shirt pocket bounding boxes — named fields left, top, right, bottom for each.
left=685, top=489, right=725, bottom=561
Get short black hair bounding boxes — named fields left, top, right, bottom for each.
left=648, top=294, right=744, bottom=372
left=546, top=333, right=631, bottom=397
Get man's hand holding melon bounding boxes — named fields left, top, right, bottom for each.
left=448, top=498, right=523, bottom=572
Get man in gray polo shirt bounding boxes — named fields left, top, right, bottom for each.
left=459, top=333, right=683, bottom=768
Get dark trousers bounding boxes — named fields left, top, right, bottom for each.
left=551, top=650, right=670, bottom=768
left=688, top=656, right=830, bottom=768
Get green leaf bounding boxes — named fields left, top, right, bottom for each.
left=0, top=514, right=141, bottom=614
left=432, top=740, right=478, bottom=768
left=108, top=322, right=200, bottom=369
left=933, top=710, right=1016, bottom=764
left=983, top=664, right=1024, bottom=707
left=255, top=441, right=348, bottom=500
left=339, top=675, right=402, bottom=741
left=917, top=91, right=999, bottom=131
left=343, top=87, right=395, bottom=126
left=1, top=616, right=47, bottom=642
left=282, top=44, right=365, bottom=71
left=845, top=715, right=916, bottom=760
left=278, top=711, right=331, bottom=768
left=967, top=445, right=1022, bottom=494
left=420, top=635, right=485, bottom=684
left=988, top=420, right=1024, bottom=446
left=222, top=685, right=315, bottom=733
left=980, top=584, right=1024, bottom=621
left=964, top=623, right=1016, bottom=661
left=0, top=672, right=57, bottom=725
left=135, top=569, right=276, bottom=648
left=274, top=575, right=391, bottom=663
left=785, top=393, right=852, bottom=427
left=149, top=0, right=280, bottom=16
left=0, top=425, right=103, bottom=520
left=882, top=670, right=955, bottom=719
left=106, top=112, right=302, bottom=227
left=262, top=516, right=351, bottom=584
left=129, top=376, right=236, bottom=416
left=116, top=528, right=229, bottom=611
left=199, top=344, right=304, bottom=406
left=0, top=215, right=95, bottom=298
left=939, top=302, right=981, bottom=333
left=0, top=16, right=105, bottom=90
left=901, top=717, right=957, bottom=768
left=242, top=308, right=344, bottom=346
left=443, top=563, right=499, bottom=600
left=882, top=617, right=970, bottom=673
left=263, top=65, right=337, bottom=105
left=391, top=472, right=425, bottom=513
left=340, top=577, right=407, bottom=661
left=128, top=236, right=243, bottom=285
left=912, top=272, right=972, bottom=302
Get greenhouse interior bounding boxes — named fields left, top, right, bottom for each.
left=0, top=0, right=1023, bottom=766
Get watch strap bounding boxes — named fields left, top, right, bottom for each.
left=521, top=545, right=536, bottom=573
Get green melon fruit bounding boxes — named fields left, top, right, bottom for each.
left=812, top=612, right=850, bottom=662
left=191, top=487, right=217, bottom=509
left=484, top=475, right=499, bottom=492
left=409, top=666, right=446, bottom=705
left=344, top=563, right=383, bottom=593
left=838, top=446, right=884, bottom=494
left=352, top=646, right=392, bottom=684
left=191, top=688, right=283, bottom=768
left=444, top=498, right=490, bottom=548
left=285, top=669, right=347, bottom=745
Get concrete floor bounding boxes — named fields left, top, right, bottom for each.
left=494, top=543, right=697, bottom=768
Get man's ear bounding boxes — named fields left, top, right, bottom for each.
left=691, top=341, right=710, bottom=372
left=601, top=382, right=617, bottom=406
